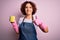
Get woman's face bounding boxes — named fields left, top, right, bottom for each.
left=25, top=3, right=33, bottom=15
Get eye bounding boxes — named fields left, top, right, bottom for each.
left=30, top=7, right=32, bottom=8
left=29, top=6, right=32, bottom=8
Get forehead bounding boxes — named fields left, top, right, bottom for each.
left=26, top=3, right=32, bottom=7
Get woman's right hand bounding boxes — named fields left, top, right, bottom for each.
left=9, top=16, right=19, bottom=34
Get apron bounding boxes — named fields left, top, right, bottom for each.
left=18, top=17, right=38, bottom=40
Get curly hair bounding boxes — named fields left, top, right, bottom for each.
left=20, top=1, right=37, bottom=15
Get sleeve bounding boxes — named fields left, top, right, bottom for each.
left=18, top=17, right=24, bottom=27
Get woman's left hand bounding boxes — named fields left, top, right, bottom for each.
left=33, top=16, right=48, bottom=33
left=33, top=16, right=42, bottom=26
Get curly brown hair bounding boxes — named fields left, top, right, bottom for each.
left=20, top=1, right=37, bottom=15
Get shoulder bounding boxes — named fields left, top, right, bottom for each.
left=33, top=15, right=37, bottom=20
left=18, top=16, right=24, bottom=25
left=19, top=17, right=24, bottom=21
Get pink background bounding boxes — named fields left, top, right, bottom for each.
left=0, top=0, right=60, bottom=40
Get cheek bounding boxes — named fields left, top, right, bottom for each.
left=30, top=9, right=33, bottom=12
left=25, top=8, right=27, bottom=12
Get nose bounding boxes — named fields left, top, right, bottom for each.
left=27, top=7, right=30, bottom=11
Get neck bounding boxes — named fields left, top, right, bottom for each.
left=25, top=15, right=32, bottom=19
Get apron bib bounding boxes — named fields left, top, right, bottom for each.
left=18, top=17, right=38, bottom=40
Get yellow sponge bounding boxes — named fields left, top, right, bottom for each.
left=9, top=16, right=15, bottom=22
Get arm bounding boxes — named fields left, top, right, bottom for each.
left=33, top=16, right=48, bottom=33
left=9, top=16, right=19, bottom=34
left=11, top=21, right=19, bottom=34
left=38, top=22, right=48, bottom=33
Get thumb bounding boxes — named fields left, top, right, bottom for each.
left=35, top=15, right=38, bottom=19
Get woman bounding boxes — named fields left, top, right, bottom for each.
left=9, top=1, right=48, bottom=40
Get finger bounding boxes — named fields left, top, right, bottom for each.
left=35, top=15, right=38, bottom=19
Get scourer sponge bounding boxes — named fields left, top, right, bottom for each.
left=9, top=16, right=15, bottom=22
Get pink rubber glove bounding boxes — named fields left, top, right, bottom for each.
left=11, top=21, right=19, bottom=34
left=33, top=16, right=42, bottom=26
left=33, top=16, right=48, bottom=33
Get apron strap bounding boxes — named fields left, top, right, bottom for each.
left=22, top=16, right=25, bottom=22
